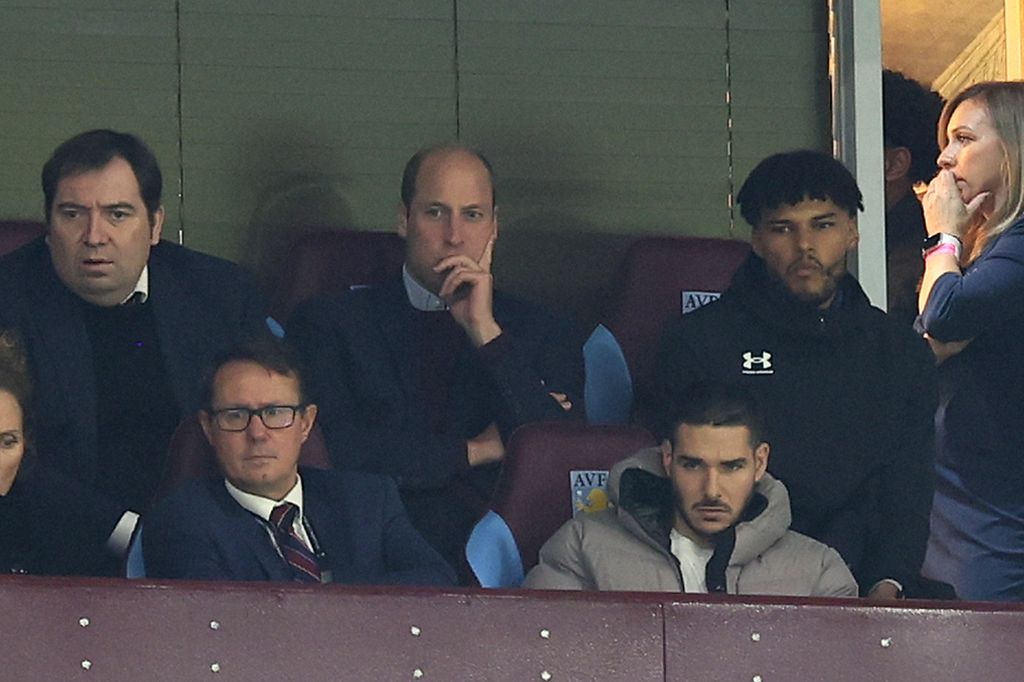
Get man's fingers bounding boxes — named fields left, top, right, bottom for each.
left=548, top=391, right=572, bottom=411
left=434, top=254, right=481, bottom=274
left=479, top=233, right=496, bottom=273
left=438, top=266, right=487, bottom=301
left=437, top=266, right=470, bottom=300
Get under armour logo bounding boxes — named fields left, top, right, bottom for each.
left=741, top=351, right=774, bottom=375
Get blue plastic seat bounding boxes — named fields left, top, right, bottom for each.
left=583, top=324, right=633, bottom=425
left=465, top=511, right=525, bottom=588
left=125, top=525, right=146, bottom=578
left=464, top=422, right=657, bottom=588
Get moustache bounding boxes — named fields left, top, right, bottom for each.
left=786, top=256, right=823, bottom=274
left=692, top=499, right=730, bottom=512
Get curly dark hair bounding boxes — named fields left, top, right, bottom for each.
left=883, top=69, right=944, bottom=185
left=737, top=150, right=863, bottom=227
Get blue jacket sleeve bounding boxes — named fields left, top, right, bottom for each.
left=919, top=225, right=1024, bottom=341
left=143, top=488, right=233, bottom=580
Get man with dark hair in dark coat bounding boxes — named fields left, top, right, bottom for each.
left=648, top=150, right=939, bottom=600
left=882, top=70, right=944, bottom=325
left=0, top=129, right=268, bottom=572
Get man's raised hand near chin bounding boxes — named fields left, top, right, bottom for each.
left=435, top=233, right=501, bottom=347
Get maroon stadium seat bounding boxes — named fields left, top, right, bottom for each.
left=467, top=421, right=657, bottom=586
left=602, top=235, right=749, bottom=388
left=267, top=229, right=404, bottom=323
left=155, top=413, right=330, bottom=503
left=0, top=220, right=45, bottom=256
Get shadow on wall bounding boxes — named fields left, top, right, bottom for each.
left=465, top=127, right=644, bottom=326
left=495, top=213, right=637, bottom=329
left=245, top=174, right=355, bottom=293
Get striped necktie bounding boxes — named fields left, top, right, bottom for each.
left=269, top=502, right=321, bottom=583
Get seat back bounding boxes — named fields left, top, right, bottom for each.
left=155, top=413, right=331, bottom=503
left=582, top=323, right=633, bottom=425
left=0, top=220, right=45, bottom=256
left=469, top=422, right=657, bottom=585
left=602, top=235, right=749, bottom=388
left=267, top=229, right=404, bottom=322
left=124, top=526, right=146, bottom=578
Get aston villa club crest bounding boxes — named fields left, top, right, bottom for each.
left=570, top=470, right=610, bottom=517
left=681, top=290, right=721, bottom=315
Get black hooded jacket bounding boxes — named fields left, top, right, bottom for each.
left=649, top=254, right=937, bottom=594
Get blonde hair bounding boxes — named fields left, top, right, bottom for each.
left=939, top=81, right=1024, bottom=264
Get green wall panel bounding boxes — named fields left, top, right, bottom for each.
left=0, top=0, right=829, bottom=322
left=0, top=1, right=179, bottom=227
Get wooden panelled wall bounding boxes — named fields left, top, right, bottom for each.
left=0, top=1, right=829, bottom=323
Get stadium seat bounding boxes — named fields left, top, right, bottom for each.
left=267, top=229, right=404, bottom=323
left=583, top=323, right=633, bottom=424
left=154, top=414, right=331, bottom=506
left=466, top=421, right=656, bottom=587
left=0, top=220, right=44, bottom=256
left=591, top=236, right=749, bottom=416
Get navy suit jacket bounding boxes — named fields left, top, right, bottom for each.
left=143, top=468, right=456, bottom=586
left=0, top=237, right=267, bottom=534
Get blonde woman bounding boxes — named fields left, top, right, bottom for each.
left=918, top=80, right=1024, bottom=601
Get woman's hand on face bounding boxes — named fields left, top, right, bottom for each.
left=922, top=169, right=990, bottom=238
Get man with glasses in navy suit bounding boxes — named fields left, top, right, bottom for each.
left=143, top=338, right=454, bottom=586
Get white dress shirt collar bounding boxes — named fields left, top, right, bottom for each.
left=120, top=264, right=150, bottom=305
left=224, top=475, right=305, bottom=523
left=402, top=264, right=448, bottom=311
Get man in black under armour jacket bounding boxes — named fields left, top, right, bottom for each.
left=647, top=150, right=938, bottom=600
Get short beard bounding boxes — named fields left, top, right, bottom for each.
left=671, top=489, right=747, bottom=542
left=767, top=258, right=846, bottom=309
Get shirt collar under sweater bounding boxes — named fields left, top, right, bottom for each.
left=402, top=265, right=448, bottom=312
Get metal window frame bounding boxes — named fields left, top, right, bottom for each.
left=830, top=0, right=887, bottom=308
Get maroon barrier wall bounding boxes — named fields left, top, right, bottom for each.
left=1, top=576, right=1023, bottom=681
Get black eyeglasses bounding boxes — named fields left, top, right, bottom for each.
left=208, top=405, right=305, bottom=432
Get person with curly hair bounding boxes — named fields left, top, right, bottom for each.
left=882, top=69, right=944, bottom=325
